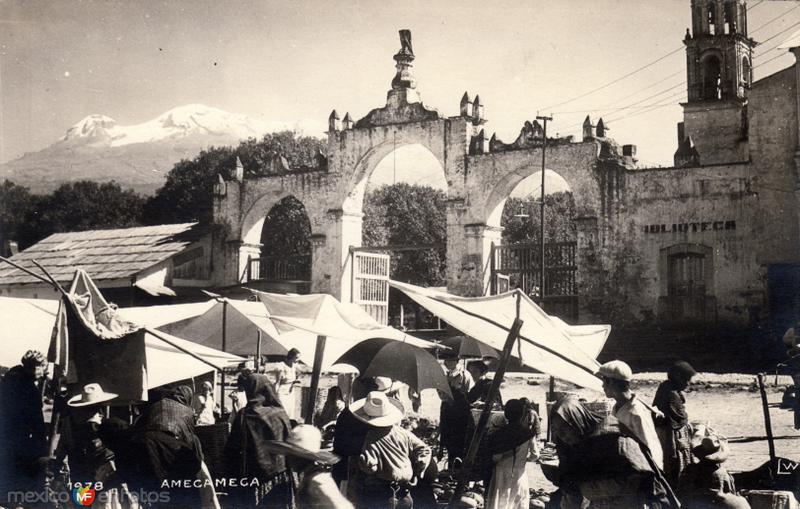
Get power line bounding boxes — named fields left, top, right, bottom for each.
left=552, top=101, right=684, bottom=115
left=754, top=50, right=794, bottom=70
left=755, top=19, right=800, bottom=47
left=751, top=4, right=800, bottom=35
left=595, top=69, right=685, bottom=111
left=540, top=0, right=769, bottom=113
left=540, top=47, right=683, bottom=111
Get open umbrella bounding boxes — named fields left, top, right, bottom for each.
left=440, top=335, right=499, bottom=359
left=334, top=338, right=452, bottom=400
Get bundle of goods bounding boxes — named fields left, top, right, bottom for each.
left=430, top=471, right=485, bottom=508
left=529, top=488, right=556, bottom=508
left=401, top=413, right=440, bottom=449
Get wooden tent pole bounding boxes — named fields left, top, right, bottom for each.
left=222, top=300, right=228, bottom=353
left=449, top=311, right=524, bottom=508
left=256, top=330, right=262, bottom=369
left=757, top=373, right=777, bottom=465
left=306, top=335, right=327, bottom=424
left=0, top=256, right=57, bottom=288
left=146, top=327, right=227, bottom=372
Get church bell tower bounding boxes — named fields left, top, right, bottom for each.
left=675, top=0, right=755, bottom=166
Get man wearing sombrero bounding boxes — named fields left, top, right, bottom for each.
left=264, top=425, right=353, bottom=508
left=351, top=391, right=431, bottom=509
left=60, top=383, right=127, bottom=507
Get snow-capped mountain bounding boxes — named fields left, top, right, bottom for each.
left=2, top=104, right=323, bottom=194
left=60, top=104, right=287, bottom=148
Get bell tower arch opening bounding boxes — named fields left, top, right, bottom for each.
left=701, top=53, right=723, bottom=100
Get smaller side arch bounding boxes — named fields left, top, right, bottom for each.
left=240, top=191, right=318, bottom=245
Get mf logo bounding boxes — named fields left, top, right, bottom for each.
left=71, top=485, right=96, bottom=506
left=777, top=458, right=799, bottom=475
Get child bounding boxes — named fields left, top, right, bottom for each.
left=680, top=435, right=751, bottom=508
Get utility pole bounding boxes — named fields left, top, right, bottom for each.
left=536, top=114, right=552, bottom=307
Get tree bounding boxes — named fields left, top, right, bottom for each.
left=362, top=183, right=447, bottom=286
left=17, top=181, right=145, bottom=249
left=500, top=191, right=576, bottom=245
left=0, top=180, right=38, bottom=254
left=142, top=146, right=237, bottom=225
left=260, top=196, right=312, bottom=257
left=142, top=131, right=326, bottom=225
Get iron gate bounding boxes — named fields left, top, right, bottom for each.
left=490, top=241, right=579, bottom=322
left=352, top=251, right=390, bottom=325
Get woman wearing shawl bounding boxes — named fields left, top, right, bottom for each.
left=551, top=396, right=676, bottom=509
left=439, top=358, right=474, bottom=468
left=653, top=360, right=697, bottom=486
left=125, top=385, right=206, bottom=508
left=485, top=399, right=539, bottom=509
left=315, top=386, right=345, bottom=427
left=224, top=374, right=295, bottom=509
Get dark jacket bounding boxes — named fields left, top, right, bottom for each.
left=653, top=379, right=689, bottom=430
left=0, top=365, right=47, bottom=493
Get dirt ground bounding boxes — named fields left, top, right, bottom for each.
left=406, top=372, right=800, bottom=491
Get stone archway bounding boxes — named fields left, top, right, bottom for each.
left=213, top=30, right=627, bottom=314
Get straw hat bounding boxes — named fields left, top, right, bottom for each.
left=351, top=391, right=404, bottom=427
left=692, top=436, right=729, bottom=463
left=596, top=360, right=633, bottom=382
left=263, top=425, right=340, bottom=465
left=68, top=383, right=118, bottom=407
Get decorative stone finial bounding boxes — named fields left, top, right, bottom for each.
left=342, top=112, right=354, bottom=130
left=582, top=115, right=593, bottom=141
left=470, top=128, right=488, bottom=154
left=328, top=110, right=340, bottom=132
left=265, top=151, right=289, bottom=175
left=460, top=92, right=472, bottom=117
left=472, top=95, right=484, bottom=123
left=596, top=118, right=607, bottom=138
left=392, top=29, right=416, bottom=91
left=234, top=156, right=244, bottom=182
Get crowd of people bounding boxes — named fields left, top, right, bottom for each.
left=0, top=345, right=777, bottom=509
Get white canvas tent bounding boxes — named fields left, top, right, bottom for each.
left=118, top=293, right=437, bottom=372
left=0, top=296, right=243, bottom=388
left=147, top=299, right=292, bottom=358
left=389, top=281, right=609, bottom=391
left=253, top=290, right=439, bottom=371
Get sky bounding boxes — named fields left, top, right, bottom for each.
left=2, top=0, right=800, bottom=194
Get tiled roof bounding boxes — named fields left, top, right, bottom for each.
left=0, top=223, right=204, bottom=285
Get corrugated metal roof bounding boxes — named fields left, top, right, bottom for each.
left=0, top=223, right=204, bottom=285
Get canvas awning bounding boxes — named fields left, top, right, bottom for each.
left=389, top=281, right=608, bottom=391
left=0, top=296, right=243, bottom=388
left=251, top=290, right=440, bottom=371
left=156, top=299, right=290, bottom=357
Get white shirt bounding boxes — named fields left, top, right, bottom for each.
left=272, top=362, right=297, bottom=395
left=613, top=394, right=664, bottom=469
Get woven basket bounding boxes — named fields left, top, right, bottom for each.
left=196, top=422, right=229, bottom=480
